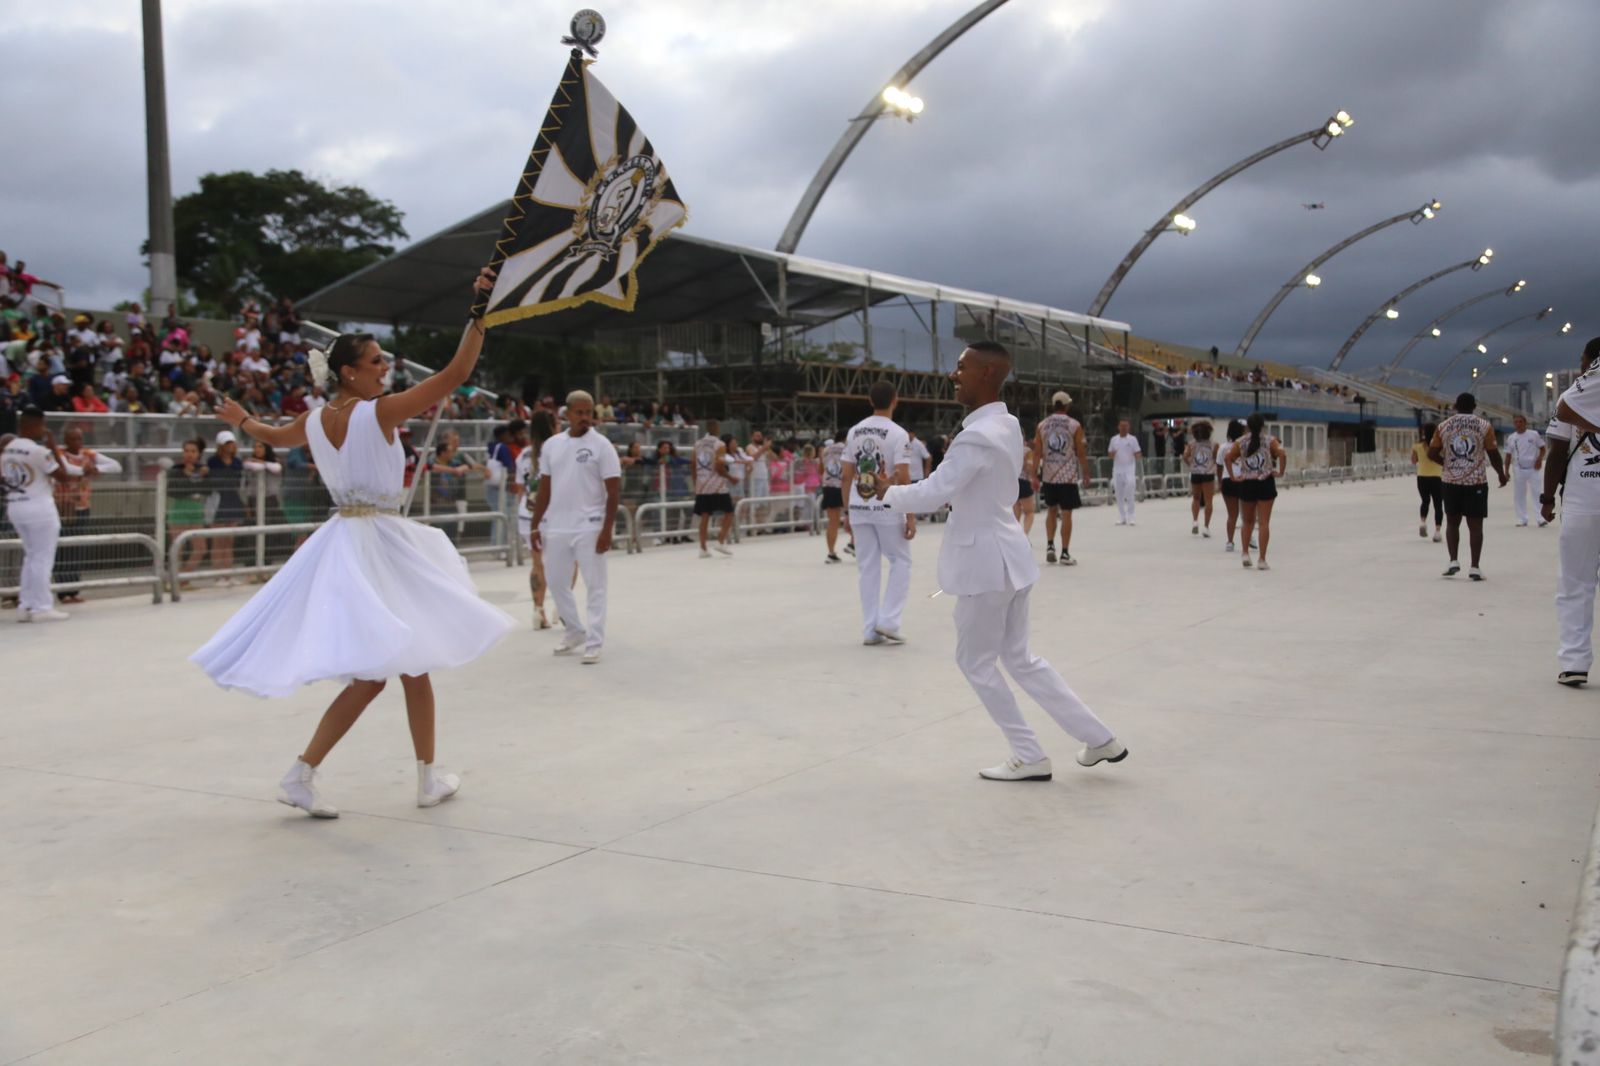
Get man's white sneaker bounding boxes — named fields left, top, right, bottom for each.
left=1468, top=566, right=1484, bottom=582
left=1192, top=523, right=1199, bottom=535
left=1046, top=546, right=1057, bottom=564
left=714, top=544, right=733, bottom=556
left=417, top=761, right=460, bottom=808
left=874, top=627, right=905, bottom=644
left=1538, top=519, right=1549, bottom=528
left=1202, top=528, right=1211, bottom=539
left=863, top=634, right=887, bottom=646
left=277, top=759, right=339, bottom=818
left=699, top=548, right=712, bottom=559
left=553, top=638, right=583, bottom=655
left=20, top=608, right=69, bottom=622
left=581, top=647, right=602, bottom=664
left=979, top=756, right=1053, bottom=782
left=1225, top=541, right=1236, bottom=553
left=1442, top=561, right=1460, bottom=577
left=1432, top=531, right=1442, bottom=542
left=1516, top=520, right=1528, bottom=527
left=1076, top=739, right=1128, bottom=767
left=1062, top=553, right=1077, bottom=566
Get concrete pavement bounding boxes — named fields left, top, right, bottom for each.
left=2, top=476, right=1592, bottom=1064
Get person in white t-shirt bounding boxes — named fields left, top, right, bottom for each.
left=1, top=406, right=81, bottom=621
left=529, top=391, right=622, bottom=663
left=1549, top=337, right=1600, bottom=685
left=513, top=410, right=559, bottom=629
left=840, top=380, right=913, bottom=645
left=906, top=429, right=932, bottom=482
left=1107, top=419, right=1142, bottom=525
left=1502, top=414, right=1546, bottom=526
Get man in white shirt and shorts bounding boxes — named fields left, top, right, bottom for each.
left=693, top=419, right=735, bottom=557
left=528, top=391, right=622, bottom=664
left=1107, top=419, right=1142, bottom=525
left=840, top=380, right=913, bottom=646
left=1502, top=414, right=1546, bottom=527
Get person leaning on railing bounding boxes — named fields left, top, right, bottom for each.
left=161, top=438, right=211, bottom=576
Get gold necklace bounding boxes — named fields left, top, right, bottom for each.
left=327, top=396, right=362, bottom=412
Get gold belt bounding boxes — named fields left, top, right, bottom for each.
left=335, top=504, right=401, bottom=518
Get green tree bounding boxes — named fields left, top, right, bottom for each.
left=148, top=169, right=406, bottom=314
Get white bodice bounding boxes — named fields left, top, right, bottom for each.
left=304, top=399, right=406, bottom=512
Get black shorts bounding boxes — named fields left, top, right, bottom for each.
left=1017, top=478, right=1035, bottom=500
left=1236, top=478, right=1278, bottom=502
left=1191, top=474, right=1215, bottom=486
left=1442, top=481, right=1488, bottom=519
left=1219, top=478, right=1239, bottom=498
left=820, top=486, right=844, bottom=510
left=1040, top=482, right=1081, bottom=510
left=693, top=493, right=734, bottom=516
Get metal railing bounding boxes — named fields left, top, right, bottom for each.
left=734, top=493, right=819, bottom=539
left=167, top=509, right=514, bottom=601
left=0, top=532, right=164, bottom=604
left=629, top=500, right=698, bottom=552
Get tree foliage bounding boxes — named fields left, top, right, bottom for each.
left=150, top=169, right=406, bottom=314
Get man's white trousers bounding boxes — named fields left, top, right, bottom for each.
left=1512, top=467, right=1539, bottom=524
left=854, top=521, right=911, bottom=641
left=1557, top=512, right=1600, bottom=675
left=12, top=508, right=60, bottom=613
left=1112, top=471, right=1137, bottom=523
left=954, top=582, right=1114, bottom=763
left=544, top=529, right=607, bottom=651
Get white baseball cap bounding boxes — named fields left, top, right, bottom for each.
left=51, top=374, right=70, bottom=386
left=1051, top=390, right=1072, bottom=406
left=215, top=430, right=236, bottom=446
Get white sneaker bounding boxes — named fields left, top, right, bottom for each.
left=553, top=638, right=583, bottom=655
left=714, top=544, right=733, bottom=556
left=979, top=756, right=1053, bottom=781
left=20, top=607, right=69, bottom=622
left=1076, top=739, right=1128, bottom=767
left=1418, top=523, right=1427, bottom=538
left=874, top=627, right=905, bottom=644
left=1432, top=531, right=1442, bottom=542
left=1468, top=566, right=1484, bottom=582
left=1538, top=519, right=1549, bottom=528
left=1062, top=553, right=1077, bottom=566
left=1115, top=520, right=1127, bottom=526
left=581, top=647, right=602, bottom=664
left=417, top=761, right=460, bottom=808
left=863, top=634, right=887, bottom=646
left=1191, top=523, right=1199, bottom=535
left=700, top=548, right=712, bottom=558
left=1443, top=561, right=1460, bottom=577
left=1516, top=521, right=1528, bottom=527
left=277, top=759, right=339, bottom=818
left=1202, top=528, right=1211, bottom=539
left=1225, top=541, right=1236, bottom=553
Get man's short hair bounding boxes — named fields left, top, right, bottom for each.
left=1584, top=336, right=1600, bottom=370
left=868, top=379, right=896, bottom=409
left=1455, top=392, right=1477, bottom=413
left=966, top=340, right=1010, bottom=360
left=565, top=389, right=594, bottom=408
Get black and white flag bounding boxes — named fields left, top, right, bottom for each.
left=478, top=50, right=687, bottom=328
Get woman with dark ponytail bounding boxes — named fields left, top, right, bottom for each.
left=1218, top=418, right=1245, bottom=552
left=191, top=268, right=515, bottom=819
left=1223, top=412, right=1286, bottom=570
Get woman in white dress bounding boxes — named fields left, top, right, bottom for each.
left=192, top=268, right=515, bottom=818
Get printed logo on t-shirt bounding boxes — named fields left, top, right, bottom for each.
left=575, top=447, right=594, bottom=464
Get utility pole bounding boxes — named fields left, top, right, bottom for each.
left=142, top=0, right=178, bottom=315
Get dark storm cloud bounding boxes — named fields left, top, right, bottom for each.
left=7, top=0, right=1596, bottom=390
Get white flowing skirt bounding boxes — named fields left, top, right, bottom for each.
left=190, top=515, right=515, bottom=698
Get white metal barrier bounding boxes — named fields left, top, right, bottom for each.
left=0, top=532, right=164, bottom=604
left=630, top=500, right=697, bottom=553
left=734, top=494, right=819, bottom=539
left=167, top=510, right=514, bottom=601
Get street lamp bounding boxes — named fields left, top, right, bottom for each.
left=1087, top=108, right=1356, bottom=317
left=1170, top=213, right=1197, bottom=234
left=776, top=0, right=1013, bottom=255
left=1430, top=307, right=1557, bottom=389
left=1482, top=322, right=1575, bottom=374
left=1328, top=249, right=1496, bottom=371
left=880, top=85, right=924, bottom=119
left=1236, top=197, right=1442, bottom=361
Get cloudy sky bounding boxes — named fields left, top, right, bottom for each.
left=9, top=0, right=1596, bottom=388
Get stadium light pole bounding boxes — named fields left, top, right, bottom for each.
left=1377, top=279, right=1526, bottom=384
left=142, top=0, right=178, bottom=315
left=1327, top=249, right=1495, bottom=371
left=1235, top=198, right=1442, bottom=361
left=1485, top=321, right=1575, bottom=373
left=1086, top=109, right=1354, bottom=318
left=1429, top=308, right=1558, bottom=390
left=775, top=0, right=1013, bottom=255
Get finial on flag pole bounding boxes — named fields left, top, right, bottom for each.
left=563, top=10, right=606, bottom=57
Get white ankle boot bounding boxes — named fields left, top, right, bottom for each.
left=417, top=761, right=460, bottom=808
left=278, top=759, right=338, bottom=818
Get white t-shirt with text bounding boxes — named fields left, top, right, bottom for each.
left=537, top=428, right=622, bottom=533
left=1, top=437, right=61, bottom=519
left=1547, top=418, right=1600, bottom=517
left=843, top=414, right=910, bottom=524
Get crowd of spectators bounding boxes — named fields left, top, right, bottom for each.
left=1164, top=360, right=1364, bottom=400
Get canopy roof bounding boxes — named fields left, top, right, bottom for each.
left=296, top=202, right=1132, bottom=336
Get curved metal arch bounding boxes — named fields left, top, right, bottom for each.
left=1430, top=309, right=1555, bottom=390
left=1378, top=283, right=1524, bottom=384
left=1086, top=119, right=1344, bottom=318
left=775, top=0, right=1014, bottom=254
left=1327, top=256, right=1487, bottom=372
left=1233, top=199, right=1440, bottom=361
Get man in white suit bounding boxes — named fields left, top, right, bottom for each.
left=877, top=342, right=1128, bottom=780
